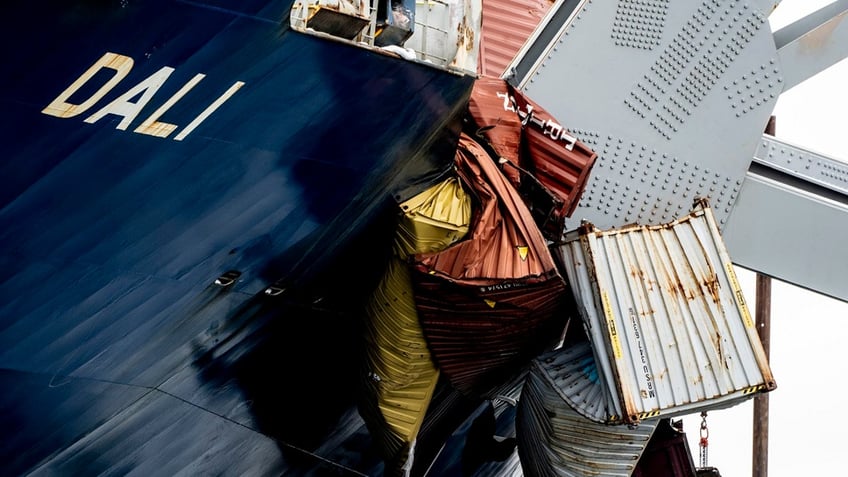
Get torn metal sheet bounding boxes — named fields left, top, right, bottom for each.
left=395, top=176, right=472, bottom=257
left=467, top=77, right=598, bottom=238
left=518, top=351, right=658, bottom=477
left=530, top=338, right=619, bottom=424
left=413, top=133, right=567, bottom=397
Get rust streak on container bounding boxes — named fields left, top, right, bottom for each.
left=704, top=273, right=721, bottom=304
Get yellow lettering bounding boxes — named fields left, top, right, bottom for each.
left=134, top=73, right=206, bottom=138
left=42, top=52, right=134, bottom=118
left=42, top=52, right=244, bottom=141
left=85, top=66, right=175, bottom=130
left=174, top=81, right=245, bottom=141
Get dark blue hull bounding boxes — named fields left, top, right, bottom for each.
left=1, top=1, right=474, bottom=474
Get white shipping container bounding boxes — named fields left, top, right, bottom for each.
left=554, top=200, right=776, bottom=424
left=518, top=346, right=658, bottom=476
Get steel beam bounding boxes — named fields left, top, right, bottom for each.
left=723, top=135, right=848, bottom=303
left=774, top=0, right=848, bottom=92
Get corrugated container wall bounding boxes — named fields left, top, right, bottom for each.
left=466, top=77, right=598, bottom=239
left=479, top=0, right=554, bottom=77
left=518, top=349, right=658, bottom=477
left=413, top=133, right=567, bottom=397
left=554, top=201, right=776, bottom=424
left=530, top=338, right=619, bottom=424
left=359, top=177, right=472, bottom=473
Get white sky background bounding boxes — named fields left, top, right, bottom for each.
left=680, top=1, right=848, bottom=476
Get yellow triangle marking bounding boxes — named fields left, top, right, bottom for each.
left=484, top=299, right=496, bottom=308
left=517, top=246, right=529, bottom=261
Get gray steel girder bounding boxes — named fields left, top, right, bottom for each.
left=508, top=0, right=848, bottom=302
left=774, top=0, right=848, bottom=92
left=725, top=136, right=848, bottom=303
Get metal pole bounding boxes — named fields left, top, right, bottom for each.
left=752, top=116, right=775, bottom=477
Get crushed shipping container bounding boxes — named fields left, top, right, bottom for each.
left=518, top=344, right=658, bottom=477
left=467, top=77, right=597, bottom=239
left=360, top=176, right=471, bottom=473
left=412, top=132, right=567, bottom=397
left=529, top=337, right=619, bottom=424
left=553, top=200, right=776, bottom=424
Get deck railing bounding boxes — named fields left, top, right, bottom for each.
left=291, top=0, right=480, bottom=73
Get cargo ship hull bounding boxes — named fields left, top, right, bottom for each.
left=1, top=1, right=474, bottom=474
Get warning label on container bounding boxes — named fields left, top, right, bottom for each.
left=602, top=291, right=623, bottom=359
left=725, top=263, right=755, bottom=329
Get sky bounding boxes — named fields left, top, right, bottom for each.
left=680, top=1, right=848, bottom=476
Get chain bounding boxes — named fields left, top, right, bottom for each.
left=699, top=411, right=709, bottom=468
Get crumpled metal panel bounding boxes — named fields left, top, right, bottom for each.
left=415, top=133, right=558, bottom=279
left=467, top=77, right=598, bottom=238
left=395, top=176, right=472, bottom=257
left=362, top=258, right=443, bottom=473
left=479, top=0, right=554, bottom=77
left=554, top=201, right=776, bottom=424
left=360, top=177, right=472, bottom=473
left=517, top=351, right=658, bottom=477
left=467, top=77, right=523, bottom=170
left=413, top=133, right=567, bottom=396
left=530, top=338, right=619, bottom=424
left=509, top=82, right=597, bottom=224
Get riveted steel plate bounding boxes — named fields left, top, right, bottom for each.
left=512, top=0, right=783, bottom=231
